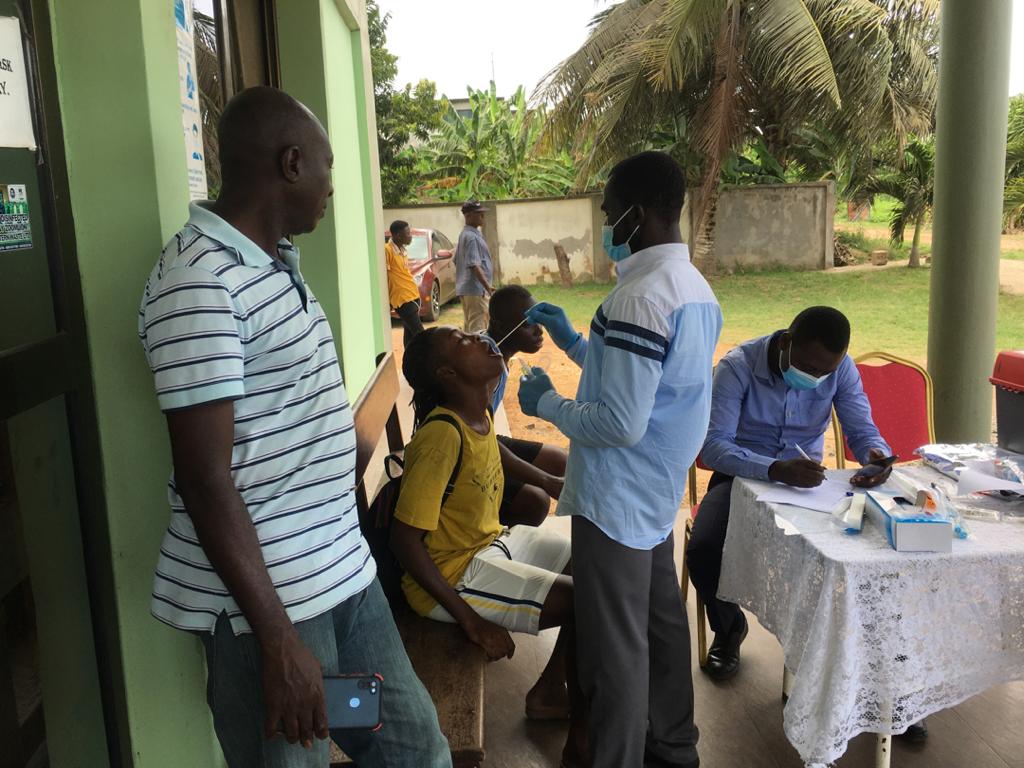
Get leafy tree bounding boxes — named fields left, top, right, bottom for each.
left=539, top=0, right=939, bottom=272
left=859, top=137, right=934, bottom=268
left=367, top=1, right=445, bottom=205
left=418, top=83, right=578, bottom=201
left=1005, top=95, right=1024, bottom=232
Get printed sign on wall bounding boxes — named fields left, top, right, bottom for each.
left=0, top=16, right=37, bottom=149
left=0, top=183, right=32, bottom=251
left=176, top=0, right=208, bottom=200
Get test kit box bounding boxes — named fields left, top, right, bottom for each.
left=864, top=491, right=953, bottom=553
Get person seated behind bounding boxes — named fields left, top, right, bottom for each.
left=485, top=285, right=569, bottom=527
left=686, top=307, right=893, bottom=680
left=390, top=327, right=588, bottom=767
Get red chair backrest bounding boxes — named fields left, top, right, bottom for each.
left=844, top=358, right=931, bottom=463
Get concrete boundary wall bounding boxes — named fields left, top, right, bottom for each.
left=714, top=181, right=835, bottom=271
left=385, top=182, right=833, bottom=284
left=384, top=195, right=614, bottom=284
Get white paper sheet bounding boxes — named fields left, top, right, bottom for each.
left=957, top=466, right=1024, bottom=496
left=756, top=480, right=854, bottom=513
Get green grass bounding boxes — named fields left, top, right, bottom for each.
left=1003, top=249, right=1024, bottom=261
left=441, top=271, right=1024, bottom=364
left=835, top=194, right=901, bottom=225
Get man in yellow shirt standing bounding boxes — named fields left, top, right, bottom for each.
left=385, top=220, right=424, bottom=346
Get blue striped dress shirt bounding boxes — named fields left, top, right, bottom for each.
left=536, top=243, right=722, bottom=549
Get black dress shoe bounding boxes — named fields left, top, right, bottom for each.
left=704, top=613, right=748, bottom=681
left=896, top=719, right=928, bottom=743
left=644, top=748, right=699, bottom=768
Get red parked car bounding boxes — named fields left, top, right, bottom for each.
left=386, top=227, right=459, bottom=321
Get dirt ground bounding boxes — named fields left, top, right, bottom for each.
left=835, top=221, right=1024, bottom=254
left=391, top=325, right=845, bottom=505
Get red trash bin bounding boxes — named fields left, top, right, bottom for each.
left=991, top=351, right=1024, bottom=454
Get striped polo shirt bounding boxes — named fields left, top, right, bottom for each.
left=138, top=202, right=375, bottom=634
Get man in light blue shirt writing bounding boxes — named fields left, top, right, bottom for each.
left=519, top=152, right=722, bottom=768
left=687, top=307, right=891, bottom=683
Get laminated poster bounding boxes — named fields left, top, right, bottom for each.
left=0, top=183, right=31, bottom=252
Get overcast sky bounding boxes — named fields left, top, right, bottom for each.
left=378, top=0, right=1024, bottom=99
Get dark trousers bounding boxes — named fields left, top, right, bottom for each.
left=572, top=516, right=698, bottom=768
left=395, top=300, right=424, bottom=347
left=685, top=476, right=743, bottom=635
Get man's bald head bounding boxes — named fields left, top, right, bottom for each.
left=218, top=86, right=328, bottom=186
left=215, top=87, right=334, bottom=237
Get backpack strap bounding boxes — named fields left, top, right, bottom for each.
left=420, top=412, right=464, bottom=506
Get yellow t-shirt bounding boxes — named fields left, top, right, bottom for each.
left=394, top=407, right=504, bottom=616
left=385, top=241, right=421, bottom=308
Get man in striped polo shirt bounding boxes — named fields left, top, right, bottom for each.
left=519, top=152, right=722, bottom=768
left=139, top=87, right=449, bottom=767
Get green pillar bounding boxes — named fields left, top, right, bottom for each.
left=927, top=0, right=1013, bottom=441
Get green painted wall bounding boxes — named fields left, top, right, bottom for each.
left=42, top=0, right=388, bottom=764
left=278, top=0, right=386, bottom=396
left=47, top=0, right=222, bottom=765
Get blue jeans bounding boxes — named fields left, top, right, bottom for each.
left=200, top=579, right=452, bottom=768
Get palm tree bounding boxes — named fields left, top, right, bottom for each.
left=538, top=0, right=938, bottom=272
left=1004, top=95, right=1024, bottom=232
left=860, top=138, right=934, bottom=268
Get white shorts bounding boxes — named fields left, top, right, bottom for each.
left=427, top=525, right=571, bottom=635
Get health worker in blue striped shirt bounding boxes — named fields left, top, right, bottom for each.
left=139, top=87, right=449, bottom=768
left=519, top=152, right=722, bottom=768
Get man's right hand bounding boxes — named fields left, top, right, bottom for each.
left=769, top=458, right=827, bottom=488
left=260, top=629, right=329, bottom=747
left=461, top=614, right=516, bottom=661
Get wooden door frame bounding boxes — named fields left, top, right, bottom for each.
left=2, top=2, right=129, bottom=765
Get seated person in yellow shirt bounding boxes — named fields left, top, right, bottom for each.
left=385, top=220, right=424, bottom=346
left=390, top=327, right=588, bottom=768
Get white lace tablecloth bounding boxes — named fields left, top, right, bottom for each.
left=718, top=471, right=1024, bottom=767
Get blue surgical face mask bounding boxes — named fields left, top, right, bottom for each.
left=780, top=344, right=830, bottom=391
left=602, top=206, right=639, bottom=263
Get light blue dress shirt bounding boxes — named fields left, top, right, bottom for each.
left=701, top=333, right=891, bottom=480
left=536, top=243, right=722, bottom=549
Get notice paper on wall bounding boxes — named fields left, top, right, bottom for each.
left=0, top=17, right=37, bottom=149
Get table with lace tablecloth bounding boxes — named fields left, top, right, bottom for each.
left=718, top=470, right=1024, bottom=767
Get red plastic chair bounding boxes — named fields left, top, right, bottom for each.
left=833, top=352, right=935, bottom=468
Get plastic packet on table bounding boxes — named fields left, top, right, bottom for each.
left=882, top=468, right=972, bottom=539
left=831, top=492, right=865, bottom=534
left=918, top=484, right=971, bottom=539
left=995, top=456, right=1024, bottom=485
left=914, top=443, right=1000, bottom=478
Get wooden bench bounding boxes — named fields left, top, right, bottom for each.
left=331, top=352, right=486, bottom=768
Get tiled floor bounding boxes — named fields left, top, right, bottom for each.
left=480, top=517, right=1024, bottom=768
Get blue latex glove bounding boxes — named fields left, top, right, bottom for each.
left=518, top=368, right=556, bottom=417
left=525, top=302, right=580, bottom=351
